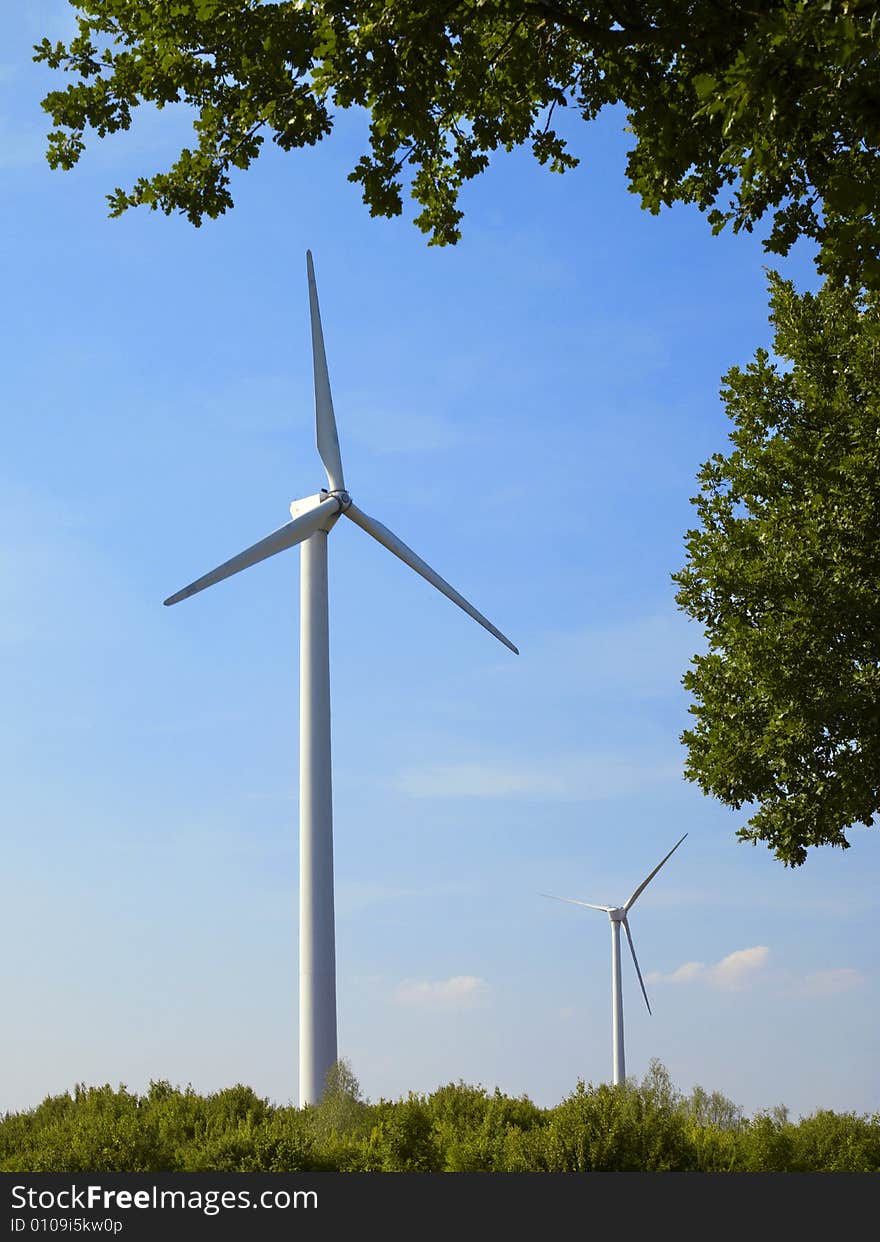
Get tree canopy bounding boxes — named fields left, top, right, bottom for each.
left=35, top=2, right=880, bottom=285
left=674, top=274, right=880, bottom=866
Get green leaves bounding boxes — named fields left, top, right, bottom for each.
left=692, top=73, right=718, bottom=101
left=33, top=3, right=880, bottom=283
left=35, top=1, right=327, bottom=225
left=3, top=1068, right=879, bottom=1170
left=675, top=274, right=880, bottom=865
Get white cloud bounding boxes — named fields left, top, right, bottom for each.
left=648, top=946, right=770, bottom=991
left=393, top=754, right=681, bottom=801
left=649, top=950, right=866, bottom=999
left=394, top=975, right=488, bottom=1010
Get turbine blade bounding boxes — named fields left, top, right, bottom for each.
left=307, top=250, right=345, bottom=492
left=541, top=894, right=611, bottom=913
left=623, top=917, right=651, bottom=1015
left=164, top=495, right=338, bottom=606
left=343, top=501, right=518, bottom=654
left=623, top=832, right=688, bottom=912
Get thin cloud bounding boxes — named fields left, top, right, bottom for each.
left=648, top=946, right=770, bottom=991
left=347, top=403, right=482, bottom=455
left=335, top=879, right=470, bottom=918
left=523, top=612, right=705, bottom=703
left=394, top=975, right=488, bottom=1010
left=0, top=116, right=49, bottom=170
left=790, top=968, right=864, bottom=998
left=393, top=754, right=681, bottom=801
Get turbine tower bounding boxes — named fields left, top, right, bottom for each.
left=544, top=833, right=687, bottom=1085
left=164, top=252, right=518, bottom=1106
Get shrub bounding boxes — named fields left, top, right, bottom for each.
left=3, top=1064, right=878, bottom=1173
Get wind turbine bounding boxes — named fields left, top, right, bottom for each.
left=543, top=833, right=687, bottom=1085
left=164, top=252, right=518, bottom=1106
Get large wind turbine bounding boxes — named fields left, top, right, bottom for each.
left=543, top=833, right=687, bottom=1085
left=164, top=252, right=517, bottom=1106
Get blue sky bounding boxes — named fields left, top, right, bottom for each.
left=2, top=3, right=878, bottom=1121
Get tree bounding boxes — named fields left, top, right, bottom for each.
left=34, top=2, right=880, bottom=286
left=311, top=1058, right=369, bottom=1139
left=682, top=1083, right=745, bottom=1132
left=543, top=1064, right=695, bottom=1172
left=674, top=274, right=880, bottom=865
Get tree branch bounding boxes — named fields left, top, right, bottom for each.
left=521, top=1, right=681, bottom=50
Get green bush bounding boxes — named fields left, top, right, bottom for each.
left=363, top=1095, right=439, bottom=1172
left=789, top=1109, right=880, bottom=1173
left=426, top=1083, right=547, bottom=1171
left=2, top=1062, right=878, bottom=1172
left=543, top=1064, right=696, bottom=1173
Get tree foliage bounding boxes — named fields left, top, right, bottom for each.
left=35, top=2, right=880, bottom=284
left=3, top=1063, right=878, bottom=1172
left=674, top=274, right=880, bottom=865
left=310, top=1058, right=371, bottom=1144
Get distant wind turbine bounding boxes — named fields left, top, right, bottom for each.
left=164, top=252, right=518, bottom=1106
left=543, top=833, right=687, bottom=1085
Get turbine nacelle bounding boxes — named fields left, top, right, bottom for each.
left=607, top=907, right=626, bottom=922
left=290, top=493, right=330, bottom=520
left=289, top=490, right=351, bottom=527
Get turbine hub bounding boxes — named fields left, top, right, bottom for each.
left=289, top=490, right=352, bottom=522
left=326, top=488, right=352, bottom=510
left=608, top=907, right=625, bottom=922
